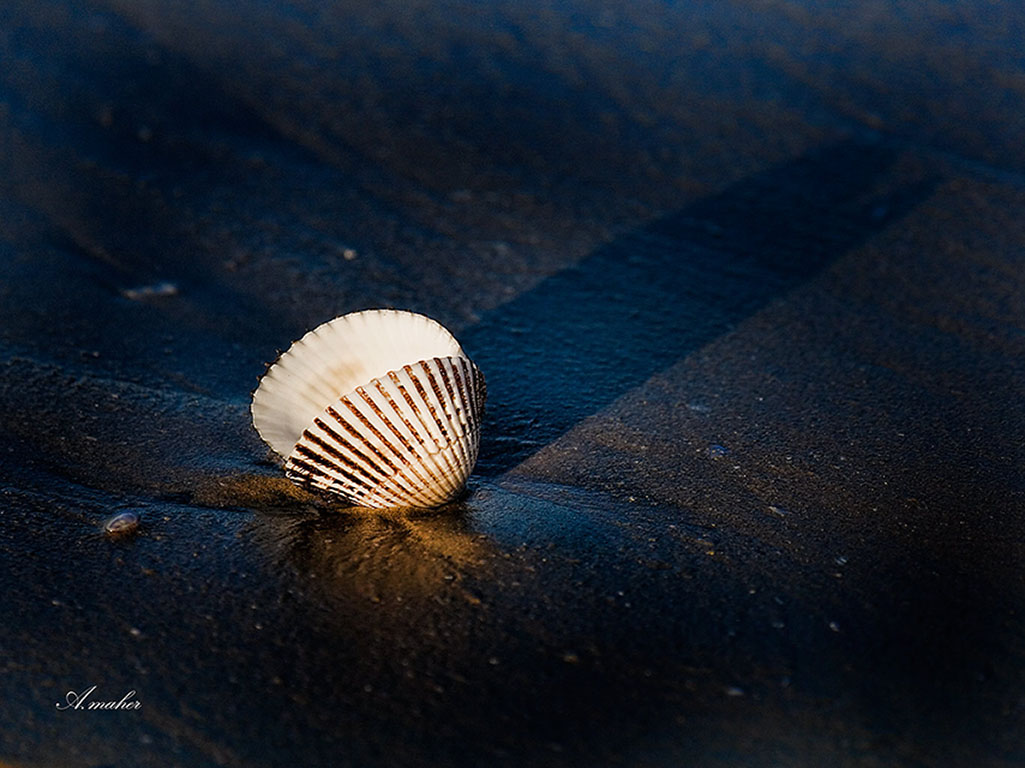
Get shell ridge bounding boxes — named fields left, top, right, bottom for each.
left=370, top=375, right=454, bottom=504
left=372, top=375, right=459, bottom=500
left=253, top=309, right=465, bottom=459
left=321, top=408, right=410, bottom=486
left=362, top=382, right=423, bottom=452
left=286, top=455, right=373, bottom=503
left=432, top=358, right=468, bottom=441
left=435, top=358, right=468, bottom=434
left=402, top=364, right=449, bottom=449
left=311, top=415, right=405, bottom=490
left=383, top=369, right=462, bottom=503
left=420, top=361, right=458, bottom=444
left=301, top=423, right=407, bottom=504
left=353, top=385, right=450, bottom=499
left=338, top=392, right=435, bottom=496
left=376, top=374, right=444, bottom=452
left=391, top=367, right=447, bottom=451
left=323, top=405, right=427, bottom=502
left=269, top=349, right=349, bottom=410
left=389, top=367, right=463, bottom=499
left=295, top=432, right=376, bottom=487
left=387, top=369, right=444, bottom=453
left=436, top=359, right=474, bottom=478
left=452, top=356, right=478, bottom=431
left=420, top=360, right=471, bottom=489
left=291, top=435, right=394, bottom=500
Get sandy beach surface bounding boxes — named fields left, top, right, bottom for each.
left=2, top=1, right=1025, bottom=766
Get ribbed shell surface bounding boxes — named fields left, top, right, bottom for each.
left=251, top=309, right=464, bottom=461
left=283, top=355, right=486, bottom=508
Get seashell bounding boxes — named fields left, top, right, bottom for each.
left=251, top=309, right=486, bottom=508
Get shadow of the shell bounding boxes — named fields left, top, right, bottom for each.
left=462, top=139, right=940, bottom=475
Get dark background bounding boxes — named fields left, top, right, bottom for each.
left=1, top=1, right=1024, bottom=766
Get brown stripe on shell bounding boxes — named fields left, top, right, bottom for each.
left=423, top=359, right=456, bottom=440
left=288, top=467, right=341, bottom=500
left=297, top=430, right=412, bottom=507
left=284, top=463, right=323, bottom=495
left=354, top=384, right=452, bottom=503
left=432, top=359, right=473, bottom=478
left=335, top=394, right=442, bottom=508
left=376, top=374, right=443, bottom=451
left=322, top=406, right=426, bottom=501
left=344, top=387, right=447, bottom=508
left=447, top=358, right=480, bottom=491
left=286, top=455, right=376, bottom=505
left=289, top=459, right=396, bottom=508
left=290, top=442, right=387, bottom=502
left=458, top=355, right=479, bottom=415
left=338, top=392, right=433, bottom=490
left=453, top=356, right=479, bottom=431
left=398, top=363, right=464, bottom=495
left=473, top=364, right=487, bottom=412
left=445, top=357, right=472, bottom=430
left=414, top=361, right=465, bottom=493
left=301, top=430, right=381, bottom=486
left=375, top=373, right=459, bottom=500
left=434, top=357, right=460, bottom=418
left=371, top=374, right=454, bottom=505
left=324, top=406, right=400, bottom=474
left=456, top=360, right=482, bottom=466
left=311, top=414, right=415, bottom=499
left=396, top=365, right=447, bottom=448
left=437, top=358, right=470, bottom=436
left=385, top=368, right=462, bottom=501
left=300, top=451, right=403, bottom=508
left=404, top=363, right=450, bottom=446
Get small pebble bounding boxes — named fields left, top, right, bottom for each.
left=103, top=511, right=140, bottom=537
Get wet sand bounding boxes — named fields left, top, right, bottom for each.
left=1, top=1, right=1024, bottom=766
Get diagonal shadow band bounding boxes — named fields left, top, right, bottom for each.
left=461, top=139, right=939, bottom=476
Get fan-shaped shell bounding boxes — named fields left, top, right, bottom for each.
left=251, top=310, right=485, bottom=508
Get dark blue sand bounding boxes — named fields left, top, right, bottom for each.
left=468, top=141, right=937, bottom=473
left=1, top=2, right=1025, bottom=767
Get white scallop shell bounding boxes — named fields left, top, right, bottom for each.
left=251, top=309, right=486, bottom=508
